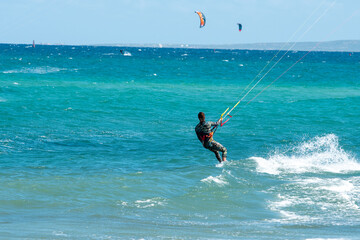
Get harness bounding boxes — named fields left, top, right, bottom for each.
left=200, top=131, right=213, bottom=142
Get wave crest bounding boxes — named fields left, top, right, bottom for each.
left=251, top=134, right=359, bottom=175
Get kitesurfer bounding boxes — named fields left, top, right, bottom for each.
left=195, top=112, right=227, bottom=163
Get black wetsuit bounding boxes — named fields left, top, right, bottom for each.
left=195, top=120, right=227, bottom=162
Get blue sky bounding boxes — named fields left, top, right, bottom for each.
left=0, top=0, right=359, bottom=45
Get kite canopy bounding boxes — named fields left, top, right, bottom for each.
left=238, top=23, right=242, bottom=32
left=195, top=11, right=206, bottom=28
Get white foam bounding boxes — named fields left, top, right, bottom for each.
left=117, top=201, right=128, bottom=206
left=52, top=231, right=67, bottom=237
left=321, top=179, right=354, bottom=194
left=3, top=66, right=65, bottom=74
left=298, top=177, right=360, bottom=211
left=215, top=162, right=225, bottom=168
left=134, top=197, right=166, bottom=208
left=215, top=160, right=237, bottom=168
left=268, top=176, right=360, bottom=225
left=268, top=194, right=319, bottom=223
left=252, top=134, right=360, bottom=175
left=278, top=210, right=313, bottom=222
left=201, top=174, right=228, bottom=186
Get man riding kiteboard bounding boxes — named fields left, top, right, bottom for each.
left=195, top=112, right=227, bottom=163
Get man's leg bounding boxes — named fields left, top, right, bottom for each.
left=211, top=150, right=222, bottom=163
left=210, top=141, right=227, bottom=162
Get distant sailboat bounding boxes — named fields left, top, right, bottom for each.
left=33, top=40, right=35, bottom=48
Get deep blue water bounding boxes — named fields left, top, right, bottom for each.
left=1, top=44, right=360, bottom=239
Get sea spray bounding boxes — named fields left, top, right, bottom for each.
left=252, top=134, right=359, bottom=175
left=252, top=135, right=360, bottom=225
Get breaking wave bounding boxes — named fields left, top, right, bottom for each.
left=251, top=134, right=360, bottom=175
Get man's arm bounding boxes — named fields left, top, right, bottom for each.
left=209, top=119, right=222, bottom=127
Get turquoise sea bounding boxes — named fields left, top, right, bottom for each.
left=1, top=44, right=360, bottom=239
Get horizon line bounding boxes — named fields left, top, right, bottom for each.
left=1, top=39, right=359, bottom=52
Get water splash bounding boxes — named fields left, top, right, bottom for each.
left=252, top=134, right=359, bottom=175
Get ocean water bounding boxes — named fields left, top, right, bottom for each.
left=0, top=44, right=360, bottom=239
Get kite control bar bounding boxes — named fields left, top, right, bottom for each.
left=211, top=107, right=229, bottom=134
left=219, top=107, right=232, bottom=127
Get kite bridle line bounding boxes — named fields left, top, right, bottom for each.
left=225, top=5, right=359, bottom=121
left=217, top=0, right=340, bottom=127
left=244, top=7, right=360, bottom=107
left=233, top=0, right=328, bottom=107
